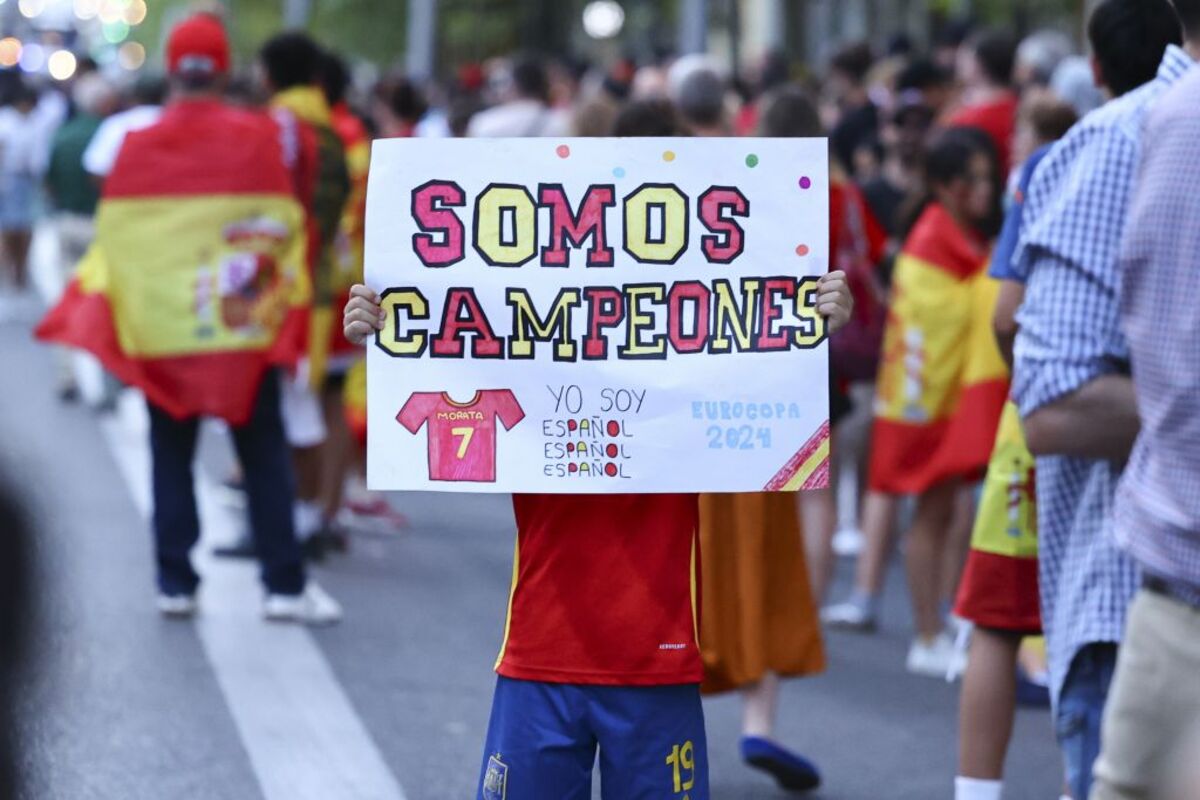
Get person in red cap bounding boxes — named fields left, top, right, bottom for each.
left=37, top=14, right=341, bottom=625
left=166, top=12, right=229, bottom=76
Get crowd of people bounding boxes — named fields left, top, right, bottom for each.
left=2, top=1, right=1199, bottom=798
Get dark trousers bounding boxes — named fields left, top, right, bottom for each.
left=148, top=369, right=306, bottom=596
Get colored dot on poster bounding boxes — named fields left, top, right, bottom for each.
left=568, top=463, right=578, bottom=473
left=795, top=244, right=810, bottom=257
left=799, top=176, right=812, bottom=189
left=606, top=443, right=618, bottom=457
left=745, top=154, right=759, bottom=167
left=613, top=166, right=626, bottom=178
left=567, top=442, right=575, bottom=452
left=605, top=463, right=618, bottom=477
left=568, top=419, right=578, bottom=431
left=662, top=150, right=676, bottom=162
left=556, top=144, right=571, bottom=158
left=607, top=420, right=621, bottom=436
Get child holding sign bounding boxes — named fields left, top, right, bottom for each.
left=344, top=240, right=851, bottom=800
left=345, top=272, right=851, bottom=799
left=349, top=94, right=851, bottom=800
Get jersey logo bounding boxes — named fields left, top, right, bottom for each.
left=482, top=753, right=508, bottom=800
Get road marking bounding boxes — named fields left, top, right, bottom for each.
left=86, top=314, right=408, bottom=800
left=34, top=220, right=408, bottom=799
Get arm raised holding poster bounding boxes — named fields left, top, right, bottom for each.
left=361, top=137, right=837, bottom=493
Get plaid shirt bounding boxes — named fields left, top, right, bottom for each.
left=1012, top=45, right=1194, bottom=705
left=1115, top=67, right=1200, bottom=602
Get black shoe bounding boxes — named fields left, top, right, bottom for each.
left=319, top=525, right=350, bottom=553
left=212, top=534, right=257, bottom=559
left=301, top=534, right=328, bottom=563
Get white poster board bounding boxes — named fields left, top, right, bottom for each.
left=365, top=137, right=830, bottom=493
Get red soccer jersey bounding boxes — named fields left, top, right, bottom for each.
left=397, top=390, right=525, bottom=483
left=496, top=493, right=703, bottom=686
left=947, top=93, right=1019, bottom=173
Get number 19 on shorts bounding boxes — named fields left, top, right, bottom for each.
left=666, top=740, right=695, bottom=795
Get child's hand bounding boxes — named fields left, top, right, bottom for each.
left=343, top=284, right=385, bottom=346
left=816, top=271, right=853, bottom=335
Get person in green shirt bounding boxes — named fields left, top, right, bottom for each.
left=45, top=73, right=116, bottom=401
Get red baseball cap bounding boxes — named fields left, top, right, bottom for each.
left=166, top=14, right=230, bottom=76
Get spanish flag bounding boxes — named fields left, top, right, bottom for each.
left=868, top=203, right=1007, bottom=494
left=332, top=102, right=371, bottom=445
left=954, top=401, right=1041, bottom=632
left=331, top=100, right=370, bottom=300
left=271, top=86, right=354, bottom=386
left=35, top=100, right=309, bottom=426
left=343, top=358, right=367, bottom=448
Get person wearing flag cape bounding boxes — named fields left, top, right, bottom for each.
left=868, top=127, right=1008, bottom=676
left=35, top=14, right=340, bottom=625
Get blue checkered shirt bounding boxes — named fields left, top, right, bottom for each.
left=1115, top=66, right=1200, bottom=601
left=1012, top=45, right=1194, bottom=706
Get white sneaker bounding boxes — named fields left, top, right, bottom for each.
left=157, top=593, right=198, bottom=618
left=906, top=631, right=967, bottom=679
left=263, top=582, right=343, bottom=626
left=820, top=601, right=878, bottom=632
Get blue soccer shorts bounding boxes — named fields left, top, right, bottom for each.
left=476, top=676, right=709, bottom=800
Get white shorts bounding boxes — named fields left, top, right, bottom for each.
left=279, top=371, right=326, bottom=448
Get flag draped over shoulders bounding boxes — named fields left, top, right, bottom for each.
left=869, top=202, right=1007, bottom=494
left=331, top=101, right=370, bottom=291
left=332, top=104, right=371, bottom=445
left=271, top=86, right=352, bottom=387
left=35, top=100, right=309, bottom=426
left=954, top=401, right=1041, bottom=632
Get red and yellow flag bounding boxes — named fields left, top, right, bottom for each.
left=954, top=401, right=1041, bottom=632
left=343, top=358, right=367, bottom=447
left=35, top=100, right=309, bottom=426
left=271, top=86, right=361, bottom=388
left=331, top=101, right=370, bottom=297
left=868, top=203, right=1008, bottom=494
left=332, top=102, right=371, bottom=444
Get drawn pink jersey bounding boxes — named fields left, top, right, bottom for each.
left=397, top=390, right=525, bottom=482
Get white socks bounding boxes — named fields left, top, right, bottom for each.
left=954, top=777, right=1003, bottom=800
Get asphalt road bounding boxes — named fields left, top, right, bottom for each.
left=1, top=235, right=1062, bottom=799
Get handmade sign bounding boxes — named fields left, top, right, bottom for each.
left=365, top=137, right=830, bottom=493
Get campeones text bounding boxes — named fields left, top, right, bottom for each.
left=374, top=181, right=827, bottom=361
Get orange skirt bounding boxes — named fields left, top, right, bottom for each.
left=699, top=492, right=826, bottom=695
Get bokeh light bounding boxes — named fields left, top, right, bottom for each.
left=0, top=37, right=22, bottom=68
left=18, top=42, right=45, bottom=71
left=123, top=0, right=145, bottom=25
left=17, top=0, right=45, bottom=19
left=47, top=49, right=77, bottom=80
left=102, top=19, right=130, bottom=43
left=582, top=0, right=624, bottom=39
left=117, top=40, right=144, bottom=70
left=96, top=0, right=122, bottom=24
left=73, top=0, right=99, bottom=20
